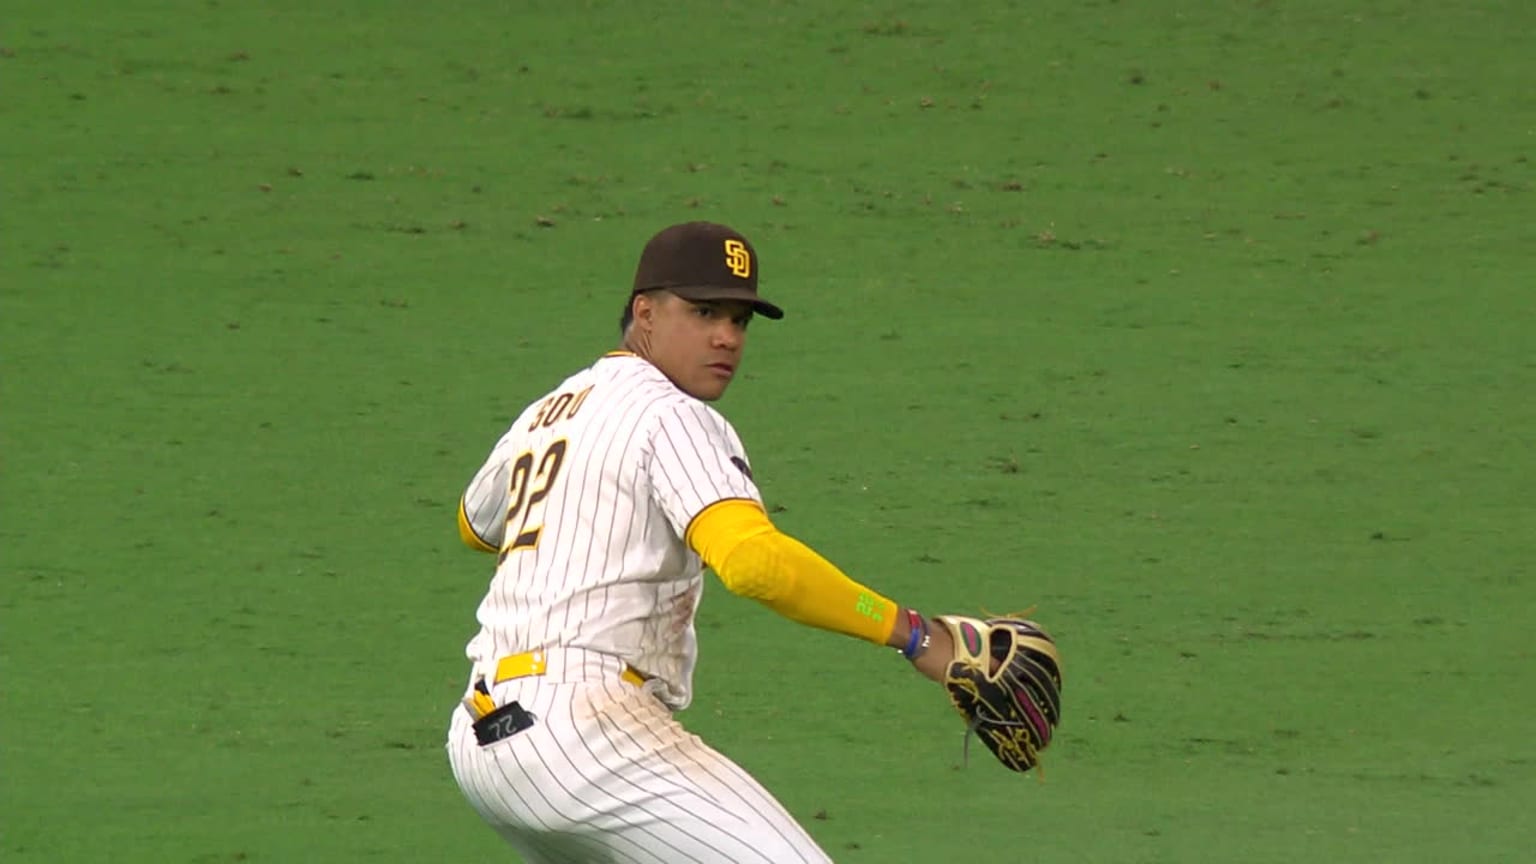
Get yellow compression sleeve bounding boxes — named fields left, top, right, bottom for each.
left=686, top=499, right=899, bottom=646
left=458, top=498, right=497, bottom=553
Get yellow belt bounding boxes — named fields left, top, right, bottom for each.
left=493, top=650, right=647, bottom=688
left=494, top=650, right=647, bottom=688
left=465, top=650, right=646, bottom=721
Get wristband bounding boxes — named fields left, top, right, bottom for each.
left=901, top=609, right=931, bottom=660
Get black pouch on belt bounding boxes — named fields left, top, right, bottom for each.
left=473, top=700, right=536, bottom=745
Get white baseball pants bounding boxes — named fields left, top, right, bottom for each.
left=446, top=657, right=833, bottom=863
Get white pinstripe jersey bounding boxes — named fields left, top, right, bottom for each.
left=459, top=352, right=761, bottom=710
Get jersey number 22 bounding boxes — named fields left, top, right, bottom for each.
left=499, top=440, right=567, bottom=560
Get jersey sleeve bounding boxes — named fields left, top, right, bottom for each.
left=687, top=499, right=899, bottom=646
left=647, top=400, right=763, bottom=539
left=459, top=453, right=510, bottom=552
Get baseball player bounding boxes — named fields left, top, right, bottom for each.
left=443, top=222, right=1057, bottom=863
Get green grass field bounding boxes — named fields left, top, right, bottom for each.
left=4, top=1, right=1533, bottom=861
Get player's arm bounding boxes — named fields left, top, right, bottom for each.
left=649, top=401, right=954, bottom=678
left=457, top=458, right=509, bottom=553
left=685, top=499, right=905, bottom=647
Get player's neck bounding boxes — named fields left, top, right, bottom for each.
left=618, top=330, right=653, bottom=363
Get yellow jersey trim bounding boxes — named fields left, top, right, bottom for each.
left=457, top=497, right=498, bottom=554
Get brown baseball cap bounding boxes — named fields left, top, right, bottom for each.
left=631, top=222, right=784, bottom=319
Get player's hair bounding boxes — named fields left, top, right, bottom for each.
left=619, top=296, right=635, bottom=333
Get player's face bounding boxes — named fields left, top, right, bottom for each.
left=644, top=293, right=753, bottom=401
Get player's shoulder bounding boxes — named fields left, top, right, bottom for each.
left=594, top=353, right=740, bottom=438
left=489, top=363, right=600, bottom=440
left=599, top=354, right=693, bottom=409
left=647, top=393, right=741, bottom=451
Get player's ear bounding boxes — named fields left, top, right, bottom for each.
left=631, top=291, right=657, bottom=330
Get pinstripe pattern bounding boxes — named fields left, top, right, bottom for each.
left=458, top=354, right=758, bottom=708
left=449, top=354, right=830, bottom=862
left=448, top=677, right=830, bottom=863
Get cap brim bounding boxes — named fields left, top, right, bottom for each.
left=666, top=285, right=784, bottom=320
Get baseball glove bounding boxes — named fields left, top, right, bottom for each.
left=933, top=615, right=1063, bottom=773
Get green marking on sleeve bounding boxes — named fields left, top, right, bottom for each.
left=856, top=592, right=883, bottom=621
